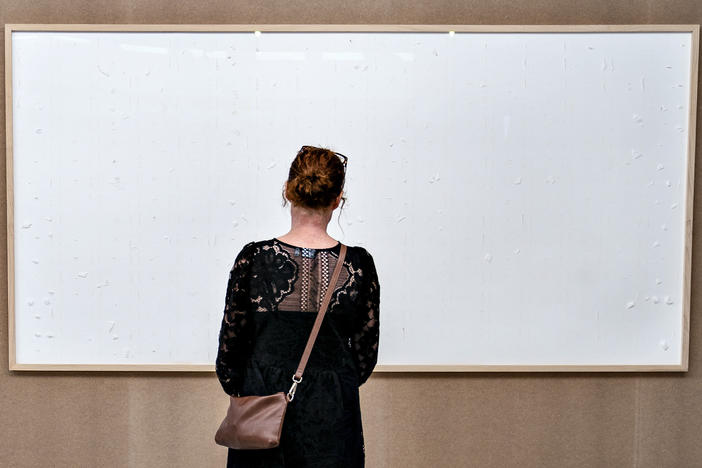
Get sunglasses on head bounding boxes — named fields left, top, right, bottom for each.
left=299, top=145, right=347, bottom=171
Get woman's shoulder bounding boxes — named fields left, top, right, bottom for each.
left=240, top=238, right=373, bottom=263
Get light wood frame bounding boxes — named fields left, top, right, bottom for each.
left=5, top=24, right=699, bottom=372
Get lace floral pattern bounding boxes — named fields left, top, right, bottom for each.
left=249, top=243, right=298, bottom=313
left=215, top=238, right=380, bottom=467
left=215, top=241, right=257, bottom=396
left=351, top=248, right=380, bottom=386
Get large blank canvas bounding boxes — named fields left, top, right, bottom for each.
left=7, top=26, right=697, bottom=370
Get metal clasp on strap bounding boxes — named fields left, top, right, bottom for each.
left=287, top=374, right=303, bottom=402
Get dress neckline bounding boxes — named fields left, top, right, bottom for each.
left=272, top=237, right=341, bottom=251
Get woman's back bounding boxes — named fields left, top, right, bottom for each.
left=216, top=237, right=380, bottom=468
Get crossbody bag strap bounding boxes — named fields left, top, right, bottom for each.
left=287, top=243, right=347, bottom=402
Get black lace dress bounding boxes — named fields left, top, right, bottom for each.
left=216, top=238, right=380, bottom=468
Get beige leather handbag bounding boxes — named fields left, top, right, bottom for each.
left=215, top=243, right=347, bottom=450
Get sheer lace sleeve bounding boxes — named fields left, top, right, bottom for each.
left=215, top=241, right=256, bottom=396
left=351, top=248, right=380, bottom=386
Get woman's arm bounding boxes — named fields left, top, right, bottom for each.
left=351, top=248, right=380, bottom=386
left=215, top=241, right=256, bottom=396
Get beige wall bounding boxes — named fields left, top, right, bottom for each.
left=2, top=2, right=702, bottom=467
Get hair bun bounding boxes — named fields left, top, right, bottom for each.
left=283, top=145, right=346, bottom=210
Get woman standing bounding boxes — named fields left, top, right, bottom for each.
left=216, top=145, right=380, bottom=467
